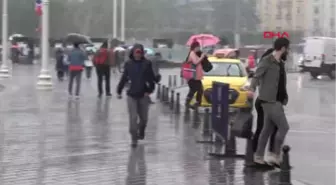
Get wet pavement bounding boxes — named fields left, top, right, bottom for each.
left=0, top=65, right=334, bottom=185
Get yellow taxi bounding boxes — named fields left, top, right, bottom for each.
left=191, top=52, right=253, bottom=109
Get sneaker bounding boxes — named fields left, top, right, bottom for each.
left=106, top=93, right=112, bottom=97
left=254, top=155, right=266, bottom=164
left=267, top=152, right=281, bottom=166
left=189, top=102, right=200, bottom=110
left=74, top=95, right=80, bottom=100
left=98, top=94, right=102, bottom=98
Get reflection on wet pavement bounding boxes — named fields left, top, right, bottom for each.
left=0, top=66, right=334, bottom=185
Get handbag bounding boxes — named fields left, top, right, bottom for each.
left=231, top=111, right=253, bottom=139
left=181, top=52, right=196, bottom=80
left=202, top=56, right=213, bottom=72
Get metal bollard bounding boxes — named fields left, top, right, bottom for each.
left=175, top=92, right=180, bottom=114
left=203, top=108, right=211, bottom=135
left=165, top=87, right=169, bottom=103
left=156, top=84, right=161, bottom=100
left=161, top=85, right=166, bottom=102
left=180, top=77, right=184, bottom=86
left=168, top=75, right=172, bottom=87
left=244, top=138, right=255, bottom=167
left=192, top=107, right=200, bottom=128
left=196, top=108, right=214, bottom=144
left=170, top=90, right=174, bottom=110
left=279, top=145, right=292, bottom=185
left=173, top=75, right=177, bottom=87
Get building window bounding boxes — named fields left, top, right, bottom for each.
left=286, top=14, right=292, bottom=20
left=276, top=14, right=282, bottom=19
left=314, top=6, right=319, bottom=14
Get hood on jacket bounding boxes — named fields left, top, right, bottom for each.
left=129, top=43, right=145, bottom=60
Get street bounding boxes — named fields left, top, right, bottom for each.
left=0, top=65, right=334, bottom=185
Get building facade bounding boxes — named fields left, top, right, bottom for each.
left=257, top=0, right=335, bottom=37
left=257, top=0, right=306, bottom=32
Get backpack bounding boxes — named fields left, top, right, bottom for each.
left=94, top=49, right=109, bottom=65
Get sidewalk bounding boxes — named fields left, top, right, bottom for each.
left=0, top=65, right=319, bottom=185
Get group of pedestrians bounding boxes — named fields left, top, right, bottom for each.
left=55, top=41, right=161, bottom=148
left=249, top=38, right=290, bottom=167
left=181, top=38, right=291, bottom=167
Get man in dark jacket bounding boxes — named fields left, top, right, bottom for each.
left=117, top=43, right=156, bottom=147
left=94, top=41, right=112, bottom=97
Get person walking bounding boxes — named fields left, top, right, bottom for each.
left=55, top=48, right=66, bottom=81
left=68, top=42, right=86, bottom=99
left=184, top=41, right=206, bottom=109
left=84, top=50, right=94, bottom=79
left=248, top=38, right=290, bottom=166
left=94, top=41, right=112, bottom=97
left=251, top=48, right=278, bottom=157
left=117, top=43, right=156, bottom=147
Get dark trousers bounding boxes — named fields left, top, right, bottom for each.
left=57, top=71, right=65, bottom=81
left=68, top=70, right=82, bottom=96
left=96, top=65, right=111, bottom=95
left=252, top=98, right=277, bottom=153
left=186, top=79, right=203, bottom=104
left=85, top=66, right=92, bottom=79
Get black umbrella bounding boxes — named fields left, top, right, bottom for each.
left=65, top=33, right=92, bottom=44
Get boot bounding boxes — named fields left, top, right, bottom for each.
left=131, top=136, right=138, bottom=148
left=189, top=102, right=200, bottom=110
left=138, top=126, right=146, bottom=140
left=185, top=97, right=192, bottom=108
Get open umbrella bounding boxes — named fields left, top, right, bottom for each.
left=186, top=34, right=220, bottom=47
left=65, top=33, right=92, bottom=44
left=127, top=46, right=155, bottom=55
left=9, top=33, right=24, bottom=41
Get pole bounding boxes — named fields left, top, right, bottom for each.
left=234, top=0, right=241, bottom=48
left=113, top=0, right=117, bottom=39
left=0, top=0, right=9, bottom=77
left=36, top=0, right=52, bottom=89
left=120, top=0, right=125, bottom=41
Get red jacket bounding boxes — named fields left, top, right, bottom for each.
left=247, top=55, right=255, bottom=69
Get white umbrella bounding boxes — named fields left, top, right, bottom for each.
left=114, top=46, right=126, bottom=52
left=9, top=33, right=24, bottom=41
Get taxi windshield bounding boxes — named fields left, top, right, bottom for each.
left=204, top=62, right=246, bottom=77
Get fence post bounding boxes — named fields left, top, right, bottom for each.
left=161, top=85, right=166, bottom=102
left=156, top=84, right=161, bottom=100
left=279, top=145, right=292, bottom=185
left=203, top=108, right=210, bottom=135
left=165, top=86, right=169, bottom=104
left=193, top=107, right=200, bottom=128
left=173, top=75, right=177, bottom=87
left=175, top=92, right=180, bottom=114
left=180, top=77, right=184, bottom=86
left=170, top=90, right=174, bottom=110
left=168, top=75, right=172, bottom=87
